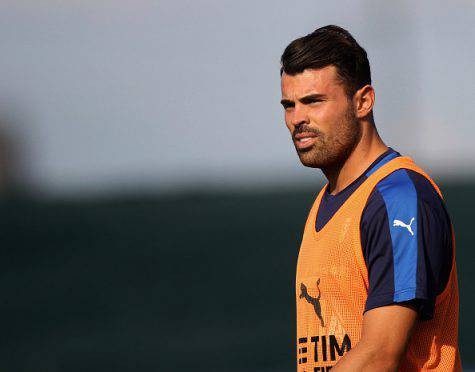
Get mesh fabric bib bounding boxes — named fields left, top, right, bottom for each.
left=295, top=157, right=460, bottom=371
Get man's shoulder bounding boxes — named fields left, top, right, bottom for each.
left=363, top=165, right=448, bottom=228
left=370, top=165, right=442, bottom=205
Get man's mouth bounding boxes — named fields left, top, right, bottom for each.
left=294, top=133, right=318, bottom=150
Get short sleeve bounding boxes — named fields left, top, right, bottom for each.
left=361, top=169, right=453, bottom=320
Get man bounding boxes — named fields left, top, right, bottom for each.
left=280, top=25, right=460, bottom=371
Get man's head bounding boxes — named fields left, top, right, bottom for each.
left=280, top=25, right=375, bottom=169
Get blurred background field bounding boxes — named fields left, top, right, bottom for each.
left=0, top=186, right=474, bottom=371
left=0, top=1, right=473, bottom=371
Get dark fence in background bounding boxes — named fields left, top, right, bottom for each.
left=0, top=183, right=473, bottom=371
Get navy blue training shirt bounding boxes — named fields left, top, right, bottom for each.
left=315, top=148, right=453, bottom=320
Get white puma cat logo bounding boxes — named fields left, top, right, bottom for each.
left=393, top=217, right=415, bottom=236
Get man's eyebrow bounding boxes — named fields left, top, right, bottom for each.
left=280, top=98, right=294, bottom=106
left=299, top=93, right=327, bottom=103
left=280, top=93, right=327, bottom=106
left=280, top=93, right=328, bottom=107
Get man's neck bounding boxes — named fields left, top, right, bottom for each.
left=323, top=125, right=388, bottom=195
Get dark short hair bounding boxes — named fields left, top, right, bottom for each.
left=280, top=25, right=371, bottom=98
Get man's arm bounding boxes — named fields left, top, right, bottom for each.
left=333, top=168, right=453, bottom=370
left=331, top=304, right=418, bottom=371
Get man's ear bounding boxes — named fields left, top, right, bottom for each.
left=353, top=85, right=375, bottom=119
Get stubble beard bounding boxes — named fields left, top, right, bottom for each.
left=296, top=107, right=361, bottom=170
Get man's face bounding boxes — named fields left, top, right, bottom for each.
left=280, top=66, right=360, bottom=169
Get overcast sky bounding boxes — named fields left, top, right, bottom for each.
left=0, top=0, right=473, bottom=196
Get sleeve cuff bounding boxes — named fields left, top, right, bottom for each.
left=364, top=292, right=434, bottom=320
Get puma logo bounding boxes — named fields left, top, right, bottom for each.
left=393, top=217, right=415, bottom=236
left=299, top=278, right=324, bottom=327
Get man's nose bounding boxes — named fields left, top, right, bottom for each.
left=291, top=104, right=309, bottom=127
